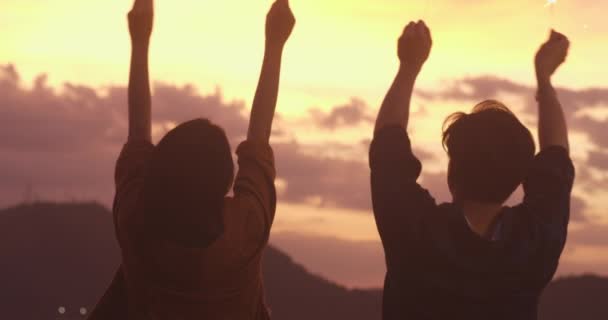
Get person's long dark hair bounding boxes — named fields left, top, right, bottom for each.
left=138, top=119, right=234, bottom=248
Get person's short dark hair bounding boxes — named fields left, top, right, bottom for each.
left=140, top=119, right=234, bottom=248
left=442, top=100, right=535, bottom=204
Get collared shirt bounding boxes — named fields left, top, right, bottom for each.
left=370, top=126, right=574, bottom=320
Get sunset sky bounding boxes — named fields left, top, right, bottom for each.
left=1, top=0, right=607, bottom=288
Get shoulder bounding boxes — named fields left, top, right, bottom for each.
left=115, top=140, right=155, bottom=185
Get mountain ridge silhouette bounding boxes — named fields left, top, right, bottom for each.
left=0, top=202, right=605, bottom=319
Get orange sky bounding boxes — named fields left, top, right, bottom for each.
left=1, top=0, right=606, bottom=107
left=1, top=0, right=607, bottom=287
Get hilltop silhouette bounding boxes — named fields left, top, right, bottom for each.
left=0, top=202, right=605, bottom=319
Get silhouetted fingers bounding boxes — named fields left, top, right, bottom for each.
left=402, top=22, right=416, bottom=38
left=554, top=35, right=568, bottom=45
left=549, top=29, right=558, bottom=40
left=270, top=0, right=292, bottom=15
left=560, top=42, right=570, bottom=61
left=418, top=20, right=428, bottom=29
left=415, top=20, right=430, bottom=39
left=560, top=36, right=570, bottom=49
left=422, top=23, right=432, bottom=44
left=131, top=0, right=153, bottom=12
left=557, top=36, right=570, bottom=49
left=268, top=2, right=278, bottom=17
left=551, top=29, right=563, bottom=38
left=274, top=0, right=290, bottom=10
left=549, top=29, right=568, bottom=43
left=548, top=32, right=570, bottom=52
left=404, top=22, right=416, bottom=32
left=414, top=23, right=423, bottom=36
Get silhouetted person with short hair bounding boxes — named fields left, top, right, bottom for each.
left=370, top=21, right=574, bottom=320
left=89, top=0, right=295, bottom=318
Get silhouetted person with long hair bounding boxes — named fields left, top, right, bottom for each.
left=370, top=21, right=574, bottom=319
left=88, top=0, right=295, bottom=318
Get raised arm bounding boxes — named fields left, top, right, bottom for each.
left=247, top=0, right=295, bottom=143
left=535, top=30, right=570, bottom=152
left=127, top=0, right=154, bottom=142
left=374, top=21, right=432, bottom=135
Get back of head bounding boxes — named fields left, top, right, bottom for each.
left=140, top=119, right=234, bottom=248
left=443, top=100, right=535, bottom=204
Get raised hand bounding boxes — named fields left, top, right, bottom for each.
left=535, top=30, right=570, bottom=82
left=374, top=20, right=432, bottom=133
left=266, top=0, right=296, bottom=49
left=248, top=0, right=296, bottom=143
left=535, top=30, right=570, bottom=152
left=398, top=20, right=432, bottom=72
left=128, top=0, right=154, bottom=44
left=127, top=0, right=153, bottom=142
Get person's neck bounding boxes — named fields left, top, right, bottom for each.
left=461, top=201, right=504, bottom=239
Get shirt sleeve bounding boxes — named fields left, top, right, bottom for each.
left=113, top=140, right=155, bottom=243
left=521, top=146, right=575, bottom=259
left=369, top=126, right=437, bottom=265
left=233, top=140, right=277, bottom=243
